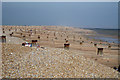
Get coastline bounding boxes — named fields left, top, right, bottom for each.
left=84, top=29, right=119, bottom=44
left=1, top=25, right=119, bottom=78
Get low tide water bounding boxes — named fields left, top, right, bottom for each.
left=89, top=36, right=118, bottom=43
left=87, top=29, right=119, bottom=44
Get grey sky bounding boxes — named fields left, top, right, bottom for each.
left=1, top=0, right=120, bottom=2
left=2, top=2, right=118, bottom=29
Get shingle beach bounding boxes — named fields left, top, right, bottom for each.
left=1, top=26, right=119, bottom=78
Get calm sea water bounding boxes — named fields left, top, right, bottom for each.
left=87, top=29, right=119, bottom=44
left=92, top=29, right=119, bottom=36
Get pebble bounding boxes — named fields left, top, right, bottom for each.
left=2, top=44, right=119, bottom=78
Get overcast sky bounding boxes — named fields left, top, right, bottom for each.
left=2, top=2, right=118, bottom=29
left=1, top=0, right=120, bottom=2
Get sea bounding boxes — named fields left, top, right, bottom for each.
left=86, top=28, right=119, bottom=44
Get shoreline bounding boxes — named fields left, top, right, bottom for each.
left=1, top=25, right=119, bottom=78
left=83, top=29, right=119, bottom=44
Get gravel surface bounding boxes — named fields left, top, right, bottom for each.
left=2, top=44, right=119, bottom=78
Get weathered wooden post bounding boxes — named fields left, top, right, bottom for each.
left=38, top=35, right=40, bottom=39
left=0, top=36, right=6, bottom=43
left=54, top=32, right=56, bottom=36
left=67, top=36, right=69, bottom=38
left=22, top=35, right=26, bottom=40
left=32, top=40, right=37, bottom=47
left=94, top=43, right=97, bottom=47
left=35, top=29, right=36, bottom=34
left=23, top=35, right=25, bottom=38
left=108, top=44, right=111, bottom=48
left=10, top=34, right=12, bottom=37
left=3, top=31, right=5, bottom=33
left=55, top=37, right=57, bottom=40
left=97, top=48, right=103, bottom=55
left=82, top=41, right=84, bottom=43
left=80, top=42, right=82, bottom=45
left=118, top=44, right=120, bottom=47
left=64, top=40, right=70, bottom=49
left=29, top=34, right=31, bottom=37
